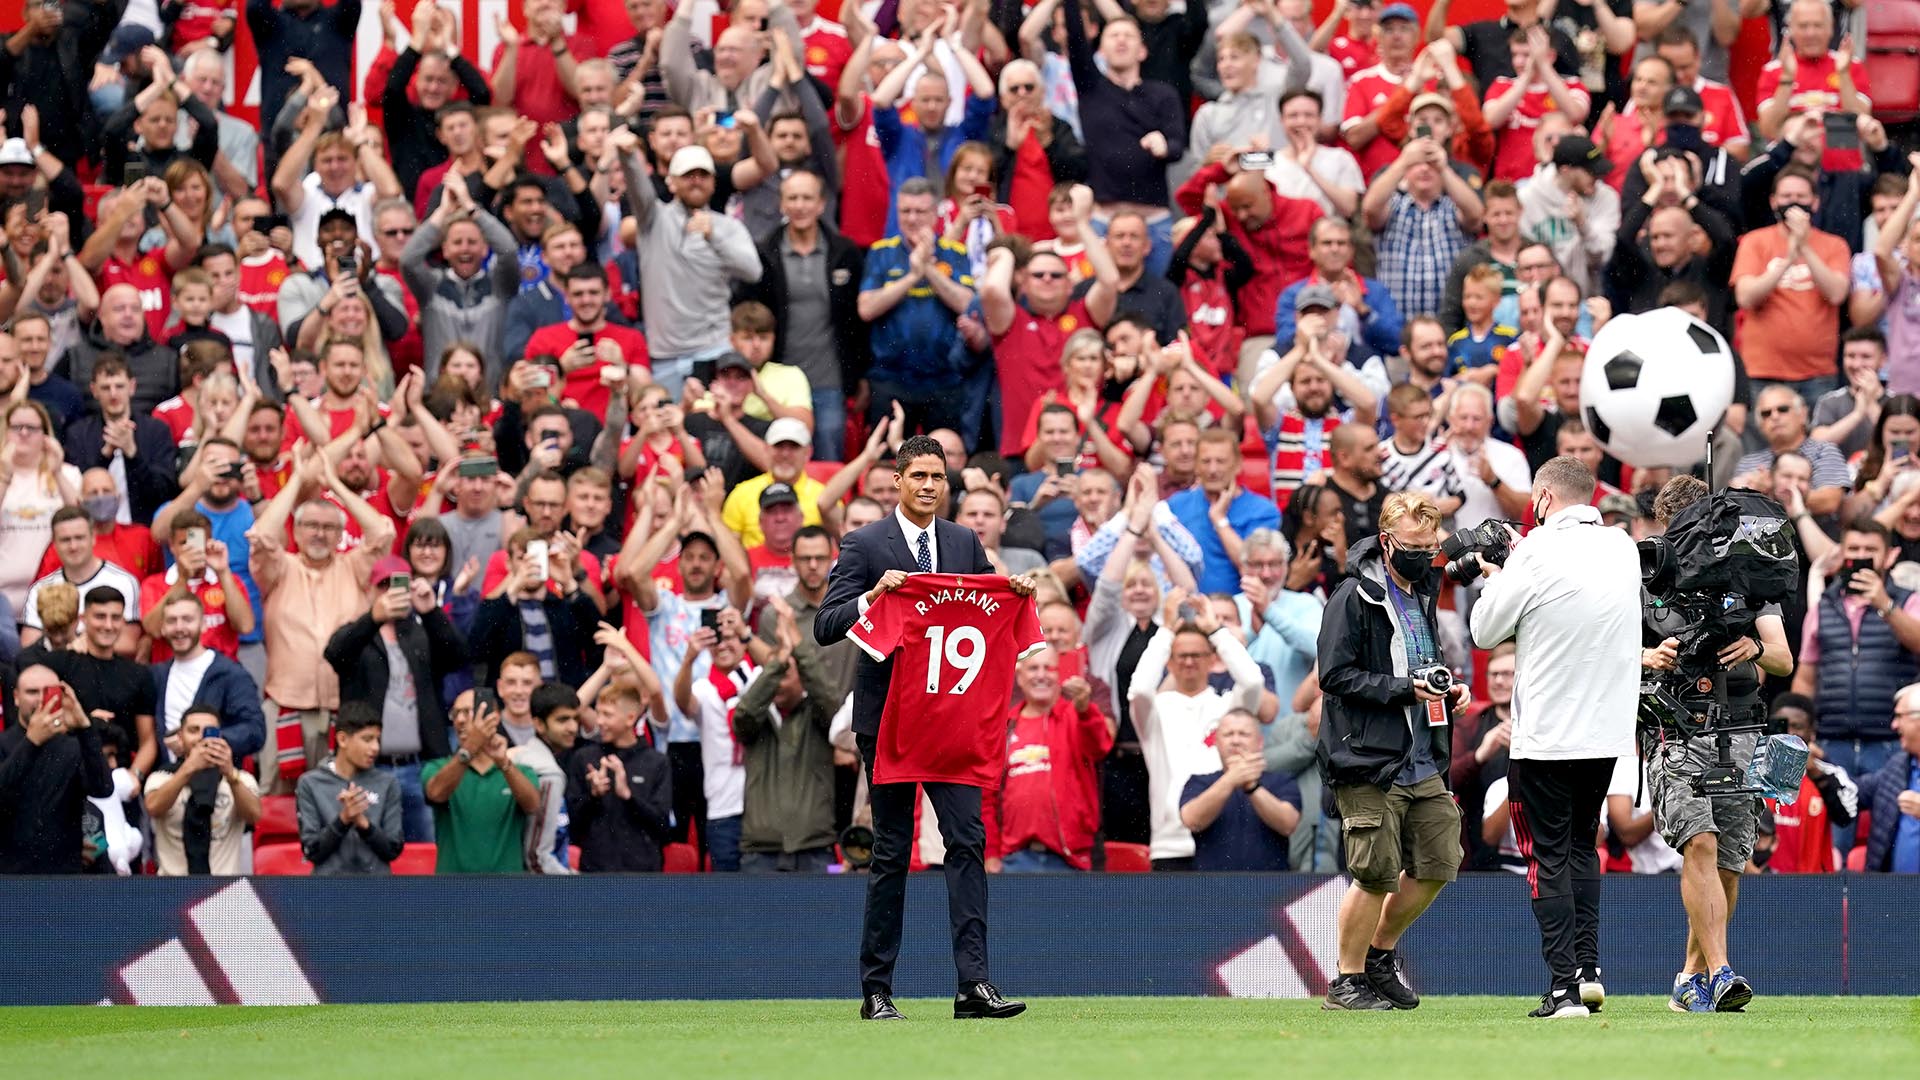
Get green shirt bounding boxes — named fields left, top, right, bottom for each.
left=421, top=757, right=538, bottom=874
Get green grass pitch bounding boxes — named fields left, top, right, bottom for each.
left=3, top=997, right=1916, bottom=1079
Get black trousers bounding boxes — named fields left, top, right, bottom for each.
left=667, top=742, right=708, bottom=857
left=1508, top=757, right=1614, bottom=991
left=856, top=733, right=990, bottom=997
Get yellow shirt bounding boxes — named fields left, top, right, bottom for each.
left=742, top=362, right=814, bottom=422
left=721, top=472, right=826, bottom=548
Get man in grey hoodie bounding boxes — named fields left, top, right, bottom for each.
left=295, top=703, right=404, bottom=874
left=398, top=173, right=522, bottom=384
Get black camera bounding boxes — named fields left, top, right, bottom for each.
left=1440, top=520, right=1514, bottom=584
left=1413, top=665, right=1453, bottom=694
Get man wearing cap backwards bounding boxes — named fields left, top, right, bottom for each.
left=324, top=555, right=469, bottom=841
left=614, top=127, right=763, bottom=401
left=1517, top=134, right=1619, bottom=298
left=723, top=417, right=827, bottom=548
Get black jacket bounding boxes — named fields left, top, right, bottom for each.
left=0, top=723, right=113, bottom=874
left=1605, top=194, right=1738, bottom=338
left=63, top=411, right=181, bottom=526
left=383, top=46, right=492, bottom=199
left=1316, top=537, right=1454, bottom=790
left=1739, top=137, right=1911, bottom=253
left=471, top=589, right=601, bottom=689
left=323, top=607, right=469, bottom=760
left=737, top=223, right=871, bottom=387
left=55, top=322, right=179, bottom=417
left=565, top=740, right=673, bottom=872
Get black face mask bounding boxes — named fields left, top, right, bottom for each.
left=1751, top=845, right=1773, bottom=869
left=1388, top=541, right=1436, bottom=589
left=1775, top=201, right=1814, bottom=224
left=1664, top=124, right=1705, bottom=156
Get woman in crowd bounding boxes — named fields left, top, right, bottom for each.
left=1843, top=394, right=1920, bottom=520
left=0, top=400, right=81, bottom=612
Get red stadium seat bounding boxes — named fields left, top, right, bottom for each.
left=391, top=843, right=438, bottom=875
left=254, top=795, right=300, bottom=847
left=1103, top=842, right=1152, bottom=873
left=1237, top=456, right=1271, bottom=498
left=805, top=459, right=846, bottom=487
left=664, top=843, right=700, bottom=873
left=1846, top=845, right=1867, bottom=871
left=568, top=845, right=581, bottom=870
left=252, top=842, right=312, bottom=876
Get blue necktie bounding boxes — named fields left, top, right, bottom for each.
left=915, top=531, right=932, bottom=573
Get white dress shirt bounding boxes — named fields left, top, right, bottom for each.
left=1470, top=504, right=1641, bottom=761
left=896, top=508, right=937, bottom=573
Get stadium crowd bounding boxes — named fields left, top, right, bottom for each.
left=0, top=0, right=1917, bottom=880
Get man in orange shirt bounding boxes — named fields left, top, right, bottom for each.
left=1730, top=167, right=1851, bottom=401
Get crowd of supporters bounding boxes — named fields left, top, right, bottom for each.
left=0, top=0, right=1916, bottom=878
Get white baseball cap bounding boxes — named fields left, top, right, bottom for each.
left=0, top=139, right=33, bottom=168
left=766, top=418, right=812, bottom=447
left=668, top=146, right=716, bottom=177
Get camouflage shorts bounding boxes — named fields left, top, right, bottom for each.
left=1647, top=732, right=1760, bottom=873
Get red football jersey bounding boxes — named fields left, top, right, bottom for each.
left=849, top=573, right=1045, bottom=788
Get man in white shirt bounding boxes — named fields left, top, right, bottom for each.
left=1470, top=454, right=1642, bottom=1020
left=1444, top=383, right=1533, bottom=532
left=1126, top=587, right=1265, bottom=870
left=22, top=508, right=141, bottom=655
left=143, top=706, right=263, bottom=876
left=675, top=607, right=767, bottom=872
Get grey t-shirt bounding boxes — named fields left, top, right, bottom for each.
left=779, top=238, right=840, bottom=391
left=1809, top=386, right=1872, bottom=457
left=379, top=634, right=422, bottom=756
left=442, top=510, right=503, bottom=597
left=1632, top=0, right=1731, bottom=84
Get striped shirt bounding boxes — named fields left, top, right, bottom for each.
left=1265, top=412, right=1345, bottom=512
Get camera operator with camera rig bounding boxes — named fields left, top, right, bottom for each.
left=1642, top=476, right=1794, bottom=1014
left=1469, top=456, right=1642, bottom=1020
left=1317, top=492, right=1470, bottom=1013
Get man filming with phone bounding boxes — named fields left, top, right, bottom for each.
left=143, top=706, right=263, bottom=876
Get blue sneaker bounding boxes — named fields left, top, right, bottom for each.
left=1669, top=973, right=1712, bottom=1013
left=1710, top=966, right=1753, bottom=1012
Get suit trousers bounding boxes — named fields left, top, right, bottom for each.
left=856, top=733, right=990, bottom=996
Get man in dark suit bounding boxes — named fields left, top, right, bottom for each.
left=815, top=436, right=1033, bottom=1022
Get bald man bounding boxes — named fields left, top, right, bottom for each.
left=1604, top=180, right=1737, bottom=334
left=660, top=0, right=809, bottom=115
left=55, top=284, right=180, bottom=415
left=1327, top=421, right=1387, bottom=547
left=1175, top=153, right=1322, bottom=375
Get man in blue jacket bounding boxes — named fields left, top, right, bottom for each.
left=1858, top=686, right=1920, bottom=873
left=151, top=593, right=265, bottom=769
left=1273, top=219, right=1404, bottom=370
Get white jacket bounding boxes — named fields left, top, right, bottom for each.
left=1128, top=626, right=1266, bottom=860
left=1470, top=504, right=1640, bottom=761
left=1517, top=165, right=1620, bottom=299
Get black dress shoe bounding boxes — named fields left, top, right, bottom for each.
left=861, top=993, right=905, bottom=1020
left=954, top=981, right=1027, bottom=1019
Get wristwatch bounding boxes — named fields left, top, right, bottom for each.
left=1487, top=475, right=1503, bottom=490
left=456, top=748, right=473, bottom=764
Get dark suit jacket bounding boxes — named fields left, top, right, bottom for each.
left=814, top=515, right=992, bottom=739
left=150, top=654, right=266, bottom=766
left=323, top=608, right=468, bottom=760
left=63, top=411, right=181, bottom=525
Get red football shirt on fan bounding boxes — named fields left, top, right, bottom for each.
left=1753, top=52, right=1871, bottom=172
left=799, top=16, right=853, bottom=90
left=1342, top=65, right=1428, bottom=178
left=992, top=299, right=1096, bottom=456
left=98, top=249, right=178, bottom=342
left=848, top=573, right=1045, bottom=787
left=1691, top=78, right=1751, bottom=151
left=37, top=523, right=162, bottom=581
left=139, top=566, right=249, bottom=661
left=834, top=97, right=891, bottom=248
left=1767, top=771, right=1840, bottom=874
left=171, top=0, right=235, bottom=48
left=1328, top=33, right=1377, bottom=78
left=522, top=322, right=651, bottom=421
left=1484, top=75, right=1589, bottom=183
left=238, top=252, right=291, bottom=317
left=152, top=395, right=196, bottom=443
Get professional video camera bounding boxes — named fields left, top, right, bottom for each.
left=1441, top=520, right=1516, bottom=584
left=1637, top=484, right=1805, bottom=798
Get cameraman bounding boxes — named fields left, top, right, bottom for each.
left=1470, top=456, right=1641, bottom=1020
left=1642, top=476, right=1793, bottom=1013
left=1318, top=492, right=1469, bottom=1012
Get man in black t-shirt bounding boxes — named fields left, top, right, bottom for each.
left=47, top=587, right=158, bottom=775
left=1426, top=0, right=1582, bottom=91
left=1328, top=423, right=1389, bottom=549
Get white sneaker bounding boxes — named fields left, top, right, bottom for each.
left=1579, top=969, right=1606, bottom=1014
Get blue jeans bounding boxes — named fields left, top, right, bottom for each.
left=1000, top=848, right=1075, bottom=872
left=740, top=846, right=835, bottom=872
left=706, top=813, right=743, bottom=871
left=811, top=387, right=846, bottom=462
left=1089, top=214, right=1175, bottom=281
left=1821, top=738, right=1898, bottom=854
left=380, top=761, right=435, bottom=843
left=651, top=344, right=730, bottom=403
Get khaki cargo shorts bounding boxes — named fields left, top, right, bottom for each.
left=1334, top=774, right=1462, bottom=893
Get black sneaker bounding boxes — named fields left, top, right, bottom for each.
left=1527, top=987, right=1590, bottom=1019
left=1365, top=948, right=1420, bottom=1010
left=1322, top=973, right=1395, bottom=1011
left=1578, top=966, right=1606, bottom=1014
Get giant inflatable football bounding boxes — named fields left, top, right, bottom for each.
left=1579, top=306, right=1736, bottom=469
